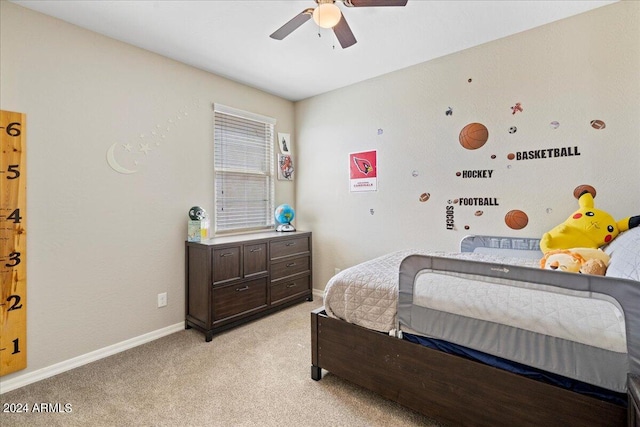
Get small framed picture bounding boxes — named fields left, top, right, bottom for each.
left=278, top=133, right=291, bottom=154
left=278, top=153, right=294, bottom=181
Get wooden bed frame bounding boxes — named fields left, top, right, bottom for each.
left=311, top=306, right=626, bottom=427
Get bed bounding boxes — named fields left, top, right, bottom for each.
left=311, top=229, right=640, bottom=426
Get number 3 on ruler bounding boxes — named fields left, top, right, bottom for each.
left=0, top=110, right=27, bottom=376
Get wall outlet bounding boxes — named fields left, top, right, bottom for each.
left=157, top=292, right=167, bottom=308
left=334, top=267, right=341, bottom=275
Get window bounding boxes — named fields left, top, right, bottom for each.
left=213, top=104, right=276, bottom=233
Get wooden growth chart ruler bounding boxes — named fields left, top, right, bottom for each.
left=0, top=110, right=27, bottom=376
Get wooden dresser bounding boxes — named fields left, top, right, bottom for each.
left=185, top=231, right=313, bottom=341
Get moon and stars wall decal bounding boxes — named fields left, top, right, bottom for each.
left=106, top=142, right=137, bottom=174
left=105, top=99, right=199, bottom=174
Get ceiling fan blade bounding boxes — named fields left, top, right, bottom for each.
left=333, top=15, right=357, bottom=49
left=343, top=0, right=408, bottom=6
left=270, top=8, right=314, bottom=40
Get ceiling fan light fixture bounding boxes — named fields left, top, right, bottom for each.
left=312, top=3, right=342, bottom=29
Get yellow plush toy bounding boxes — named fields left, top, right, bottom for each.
left=540, top=190, right=640, bottom=253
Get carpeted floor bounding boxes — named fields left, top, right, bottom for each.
left=0, top=299, right=443, bottom=426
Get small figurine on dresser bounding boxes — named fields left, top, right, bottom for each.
left=187, top=206, right=210, bottom=242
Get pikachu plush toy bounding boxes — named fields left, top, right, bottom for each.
left=540, top=190, right=640, bottom=254
left=539, top=189, right=640, bottom=275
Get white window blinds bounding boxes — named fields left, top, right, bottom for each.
left=213, top=104, right=276, bottom=233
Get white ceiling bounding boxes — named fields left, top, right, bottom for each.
left=13, top=0, right=616, bottom=101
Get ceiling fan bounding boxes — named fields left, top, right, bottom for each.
left=269, top=0, right=408, bottom=49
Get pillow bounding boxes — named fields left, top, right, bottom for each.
left=604, top=228, right=640, bottom=282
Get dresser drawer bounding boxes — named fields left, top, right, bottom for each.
left=212, top=278, right=267, bottom=321
left=212, top=246, right=241, bottom=284
left=270, top=236, right=310, bottom=259
left=271, top=255, right=310, bottom=281
left=243, top=243, right=267, bottom=277
left=271, top=275, right=310, bottom=305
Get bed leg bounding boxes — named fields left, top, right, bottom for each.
left=311, top=365, right=322, bottom=381
left=311, top=308, right=322, bottom=380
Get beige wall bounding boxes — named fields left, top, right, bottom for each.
left=296, top=1, right=640, bottom=291
left=0, top=1, right=295, bottom=387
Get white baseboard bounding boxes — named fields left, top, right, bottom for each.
left=0, top=322, right=184, bottom=394
left=312, top=288, right=324, bottom=300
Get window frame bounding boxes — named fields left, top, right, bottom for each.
left=213, top=104, right=276, bottom=235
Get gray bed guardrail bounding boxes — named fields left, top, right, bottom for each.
left=460, top=234, right=542, bottom=259
left=398, top=254, right=640, bottom=376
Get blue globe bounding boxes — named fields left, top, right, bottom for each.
left=275, top=204, right=295, bottom=225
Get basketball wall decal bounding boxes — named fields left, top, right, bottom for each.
left=573, top=184, right=596, bottom=199
left=459, top=123, right=488, bottom=150
left=505, top=210, right=529, bottom=230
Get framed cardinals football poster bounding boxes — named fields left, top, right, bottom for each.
left=349, top=150, right=377, bottom=192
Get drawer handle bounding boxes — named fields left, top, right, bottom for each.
left=286, top=283, right=297, bottom=289
left=285, top=242, right=296, bottom=246
left=220, top=252, right=234, bottom=257
left=286, top=262, right=296, bottom=268
left=250, top=248, right=262, bottom=252
left=235, top=285, right=250, bottom=292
